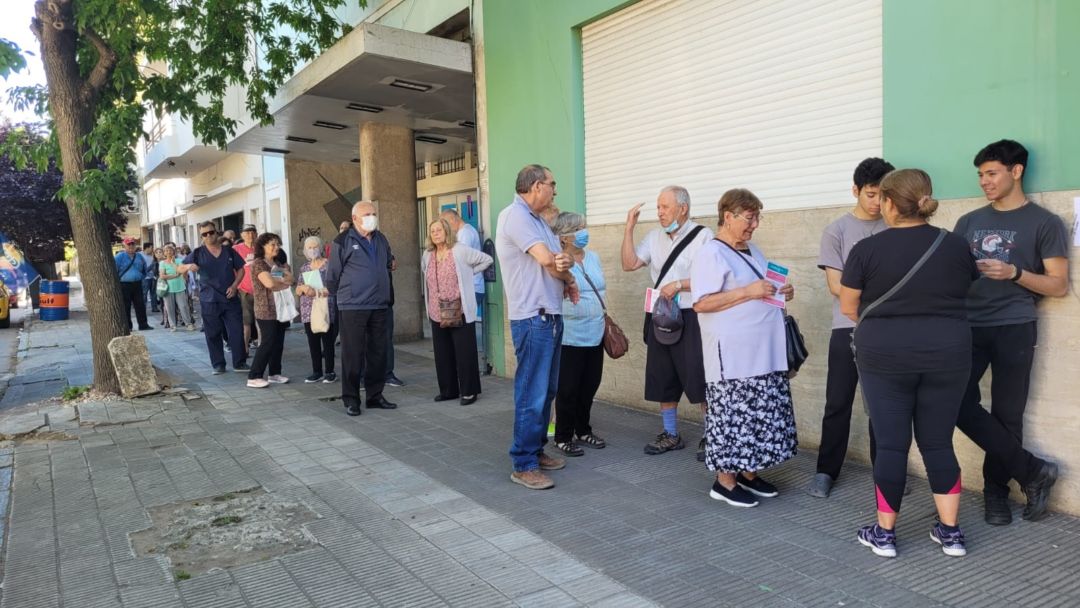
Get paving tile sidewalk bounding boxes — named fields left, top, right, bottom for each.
left=0, top=290, right=1078, bottom=607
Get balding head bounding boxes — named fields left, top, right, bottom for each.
left=351, top=200, right=378, bottom=235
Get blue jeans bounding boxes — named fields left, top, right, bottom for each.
left=509, top=314, right=563, bottom=472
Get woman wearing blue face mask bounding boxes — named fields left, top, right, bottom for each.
left=296, top=236, right=338, bottom=383
left=552, top=212, right=608, bottom=456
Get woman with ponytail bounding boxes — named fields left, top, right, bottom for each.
left=839, top=169, right=979, bottom=558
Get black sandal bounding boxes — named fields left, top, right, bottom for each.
left=576, top=433, right=606, bottom=449
left=555, top=441, right=584, bottom=457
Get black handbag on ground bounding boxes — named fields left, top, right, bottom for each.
left=717, top=239, right=808, bottom=373
left=641, top=225, right=706, bottom=344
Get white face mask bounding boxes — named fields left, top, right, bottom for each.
left=360, top=215, right=378, bottom=232
left=304, top=248, right=319, bottom=261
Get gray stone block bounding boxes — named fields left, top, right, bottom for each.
left=106, top=335, right=160, bottom=398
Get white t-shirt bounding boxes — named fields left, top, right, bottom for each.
left=691, top=239, right=787, bottom=381
left=635, top=221, right=712, bottom=309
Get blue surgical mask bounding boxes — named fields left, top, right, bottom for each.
left=573, top=229, right=590, bottom=249
left=663, top=219, right=680, bottom=234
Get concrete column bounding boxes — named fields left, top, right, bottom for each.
left=360, top=122, right=422, bottom=341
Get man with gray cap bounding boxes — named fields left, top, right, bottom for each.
left=622, top=186, right=711, bottom=459
left=326, top=201, right=398, bottom=416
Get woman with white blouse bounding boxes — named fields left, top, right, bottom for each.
left=691, top=188, right=797, bottom=508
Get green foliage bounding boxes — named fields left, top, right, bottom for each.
left=61, top=385, right=90, bottom=401
left=174, top=570, right=191, bottom=581
left=0, top=38, right=27, bottom=79
left=1, top=0, right=366, bottom=212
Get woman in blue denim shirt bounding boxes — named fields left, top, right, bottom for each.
left=552, top=212, right=608, bottom=456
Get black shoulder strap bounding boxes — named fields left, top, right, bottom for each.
left=654, top=225, right=706, bottom=289
left=578, top=267, right=606, bottom=311
left=716, top=238, right=764, bottom=280
left=857, top=228, right=947, bottom=325
left=117, top=254, right=137, bottom=279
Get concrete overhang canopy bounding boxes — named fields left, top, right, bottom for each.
left=228, top=23, right=475, bottom=165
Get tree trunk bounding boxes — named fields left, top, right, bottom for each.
left=35, top=0, right=127, bottom=394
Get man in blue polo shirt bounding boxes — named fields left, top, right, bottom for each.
left=115, top=237, right=153, bottom=331
left=178, top=221, right=249, bottom=374
left=496, top=164, right=580, bottom=490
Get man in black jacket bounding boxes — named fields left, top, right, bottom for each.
left=326, top=201, right=397, bottom=416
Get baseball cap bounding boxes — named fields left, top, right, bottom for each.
left=122, top=237, right=137, bottom=245
left=241, top=224, right=257, bottom=233
left=651, top=296, right=683, bottom=345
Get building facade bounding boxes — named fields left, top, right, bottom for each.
left=476, top=0, right=1080, bottom=514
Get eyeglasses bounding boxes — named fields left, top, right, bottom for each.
left=200, top=230, right=217, bottom=238
left=733, top=213, right=762, bottom=225
left=540, top=181, right=556, bottom=190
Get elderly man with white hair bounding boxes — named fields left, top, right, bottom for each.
left=326, top=201, right=398, bottom=416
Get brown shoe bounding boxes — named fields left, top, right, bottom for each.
left=510, top=470, right=554, bottom=490
left=538, top=452, right=566, bottom=471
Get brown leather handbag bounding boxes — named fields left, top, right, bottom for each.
left=579, top=269, right=629, bottom=359
left=434, top=254, right=464, bottom=328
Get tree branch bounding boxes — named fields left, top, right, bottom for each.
left=80, top=27, right=117, bottom=102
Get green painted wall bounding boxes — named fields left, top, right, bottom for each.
left=480, top=0, right=631, bottom=374
left=481, top=0, right=1080, bottom=371
left=883, top=0, right=1080, bottom=198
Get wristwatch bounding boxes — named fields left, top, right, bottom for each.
left=1011, top=266, right=1023, bottom=282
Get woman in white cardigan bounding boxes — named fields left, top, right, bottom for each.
left=421, top=218, right=494, bottom=405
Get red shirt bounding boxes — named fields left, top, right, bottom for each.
left=234, top=242, right=255, bottom=294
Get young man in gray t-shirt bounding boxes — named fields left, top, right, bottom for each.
left=806, top=157, right=893, bottom=499
left=952, top=139, right=1068, bottom=525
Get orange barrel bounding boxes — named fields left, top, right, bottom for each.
left=40, top=280, right=70, bottom=321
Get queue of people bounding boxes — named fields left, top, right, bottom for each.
left=496, top=138, right=1067, bottom=561
left=122, top=137, right=1067, bottom=562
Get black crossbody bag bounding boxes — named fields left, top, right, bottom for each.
left=641, top=225, right=706, bottom=344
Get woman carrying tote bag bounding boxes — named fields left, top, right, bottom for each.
left=248, top=233, right=294, bottom=389
left=296, top=236, right=338, bottom=383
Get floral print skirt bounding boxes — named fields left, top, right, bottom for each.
left=704, top=371, right=797, bottom=473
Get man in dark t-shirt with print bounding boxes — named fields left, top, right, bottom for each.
left=178, top=220, right=250, bottom=374
left=953, top=139, right=1068, bottom=525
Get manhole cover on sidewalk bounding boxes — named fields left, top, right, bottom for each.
left=131, top=487, right=319, bottom=579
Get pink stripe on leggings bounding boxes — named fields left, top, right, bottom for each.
left=876, top=485, right=895, bottom=514
left=947, top=477, right=962, bottom=495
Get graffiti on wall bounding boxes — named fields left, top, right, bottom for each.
left=298, top=226, right=322, bottom=243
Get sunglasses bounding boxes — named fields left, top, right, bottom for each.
left=200, top=230, right=217, bottom=238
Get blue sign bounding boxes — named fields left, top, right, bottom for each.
left=0, top=232, right=38, bottom=297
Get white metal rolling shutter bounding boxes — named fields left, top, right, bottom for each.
left=582, top=0, right=883, bottom=224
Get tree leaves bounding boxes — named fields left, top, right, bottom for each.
left=0, top=38, right=28, bottom=79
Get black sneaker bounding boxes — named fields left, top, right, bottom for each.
left=857, top=524, right=897, bottom=558
left=212, top=366, right=227, bottom=375
left=305, top=373, right=324, bottom=383
left=984, top=493, right=1012, bottom=526
left=736, top=473, right=778, bottom=498
left=322, top=372, right=337, bottom=383
left=385, top=373, right=405, bottom=387
left=233, top=363, right=250, bottom=373
left=696, top=436, right=706, bottom=462
left=930, top=522, right=967, bottom=557
left=709, top=480, right=758, bottom=508
left=643, top=431, right=684, bottom=455
left=1022, top=461, right=1059, bottom=521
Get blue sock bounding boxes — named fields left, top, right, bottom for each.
left=661, top=409, right=678, bottom=435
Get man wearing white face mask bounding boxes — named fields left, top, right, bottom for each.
left=622, top=186, right=711, bottom=460
left=326, top=201, right=397, bottom=416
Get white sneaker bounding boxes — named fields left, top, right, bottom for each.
left=268, top=375, right=290, bottom=384
left=247, top=378, right=269, bottom=388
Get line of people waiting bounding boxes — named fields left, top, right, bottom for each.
left=498, top=138, right=1068, bottom=560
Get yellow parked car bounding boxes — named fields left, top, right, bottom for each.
left=0, top=281, right=9, bottom=328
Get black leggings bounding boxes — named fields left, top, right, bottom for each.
left=304, top=321, right=339, bottom=376
left=554, top=344, right=604, bottom=443
left=859, top=366, right=968, bottom=514
left=250, top=319, right=288, bottom=379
